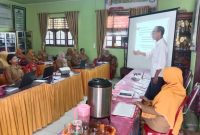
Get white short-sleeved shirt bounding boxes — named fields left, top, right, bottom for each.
left=146, top=38, right=168, bottom=77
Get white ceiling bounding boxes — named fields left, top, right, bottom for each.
left=10, top=0, right=74, bottom=4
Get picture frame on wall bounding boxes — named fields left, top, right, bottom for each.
left=0, top=3, right=12, bottom=29
left=12, top=5, right=26, bottom=31
left=105, top=0, right=157, bottom=9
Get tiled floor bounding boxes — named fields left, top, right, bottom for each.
left=33, top=97, right=87, bottom=135
left=181, top=130, right=200, bottom=135
left=33, top=78, right=120, bottom=135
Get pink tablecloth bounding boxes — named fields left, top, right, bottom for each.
left=58, top=69, right=151, bottom=135
left=110, top=69, right=150, bottom=135
left=109, top=98, right=140, bottom=135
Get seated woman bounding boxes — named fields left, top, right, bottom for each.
left=5, top=54, right=24, bottom=84
left=16, top=48, right=26, bottom=59
left=66, top=48, right=73, bottom=67
left=71, top=49, right=81, bottom=67
left=134, top=67, right=186, bottom=135
left=66, top=49, right=80, bottom=67
left=98, top=49, right=117, bottom=79
left=26, top=49, right=39, bottom=63
left=79, top=48, right=89, bottom=63
left=0, top=51, right=9, bottom=69
left=16, top=48, right=28, bottom=66
left=38, top=50, right=48, bottom=62
left=54, top=52, right=68, bottom=71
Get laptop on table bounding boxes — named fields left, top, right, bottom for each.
left=42, top=66, right=54, bottom=79
left=36, top=66, right=54, bottom=83
left=72, top=60, right=86, bottom=69
left=5, top=71, right=36, bottom=93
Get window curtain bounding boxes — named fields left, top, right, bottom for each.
left=38, top=13, right=48, bottom=51
left=65, top=11, right=79, bottom=49
left=193, top=19, right=200, bottom=85
left=96, top=9, right=108, bottom=57
left=129, top=6, right=152, bottom=16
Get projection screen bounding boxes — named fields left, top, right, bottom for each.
left=127, top=9, right=177, bottom=69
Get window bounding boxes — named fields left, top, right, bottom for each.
left=68, top=32, right=74, bottom=45
left=56, top=30, right=65, bottom=45
left=45, top=17, right=74, bottom=47
left=105, top=11, right=129, bottom=48
left=45, top=31, right=54, bottom=45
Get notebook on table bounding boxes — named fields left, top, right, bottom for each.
left=112, top=102, right=136, bottom=118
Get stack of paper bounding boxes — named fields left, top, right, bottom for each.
left=53, top=76, right=62, bottom=80
left=34, top=80, right=47, bottom=83
left=5, top=87, right=18, bottom=92
left=112, top=102, right=136, bottom=118
left=44, top=61, right=53, bottom=65
left=52, top=78, right=65, bottom=83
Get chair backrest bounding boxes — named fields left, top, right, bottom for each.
left=143, top=97, right=187, bottom=135
left=183, top=82, right=200, bottom=114
left=173, top=97, right=187, bottom=128
left=184, top=70, right=193, bottom=90
left=0, top=73, right=7, bottom=85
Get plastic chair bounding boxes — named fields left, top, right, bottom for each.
left=144, top=124, right=171, bottom=135
left=183, top=82, right=200, bottom=115
left=0, top=73, right=7, bottom=85
left=143, top=83, right=200, bottom=135
left=0, top=69, right=9, bottom=85
left=184, top=70, right=193, bottom=90
left=144, top=97, right=187, bottom=135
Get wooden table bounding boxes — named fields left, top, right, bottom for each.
left=72, top=63, right=110, bottom=96
left=0, top=73, right=84, bottom=135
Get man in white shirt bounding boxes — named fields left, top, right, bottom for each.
left=133, top=26, right=168, bottom=100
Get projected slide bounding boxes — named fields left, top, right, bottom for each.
left=127, top=9, right=177, bottom=69
left=135, top=18, right=169, bottom=52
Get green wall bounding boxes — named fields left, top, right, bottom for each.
left=26, top=0, right=126, bottom=77
left=26, top=0, right=197, bottom=77
left=158, top=0, right=196, bottom=11
left=26, top=0, right=104, bottom=61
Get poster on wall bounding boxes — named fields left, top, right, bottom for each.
left=0, top=3, right=12, bottom=29
left=105, top=0, right=157, bottom=9
left=12, top=5, right=26, bottom=31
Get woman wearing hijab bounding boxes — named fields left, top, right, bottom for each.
left=16, top=48, right=29, bottom=66
left=79, top=48, right=89, bottom=63
left=38, top=50, right=48, bottom=62
left=66, top=48, right=74, bottom=67
left=0, top=51, right=9, bottom=69
left=134, top=67, right=186, bottom=135
left=98, top=49, right=118, bottom=79
left=71, top=49, right=81, bottom=66
left=26, top=49, right=39, bottom=63
left=54, top=52, right=68, bottom=71
left=16, top=48, right=26, bottom=59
